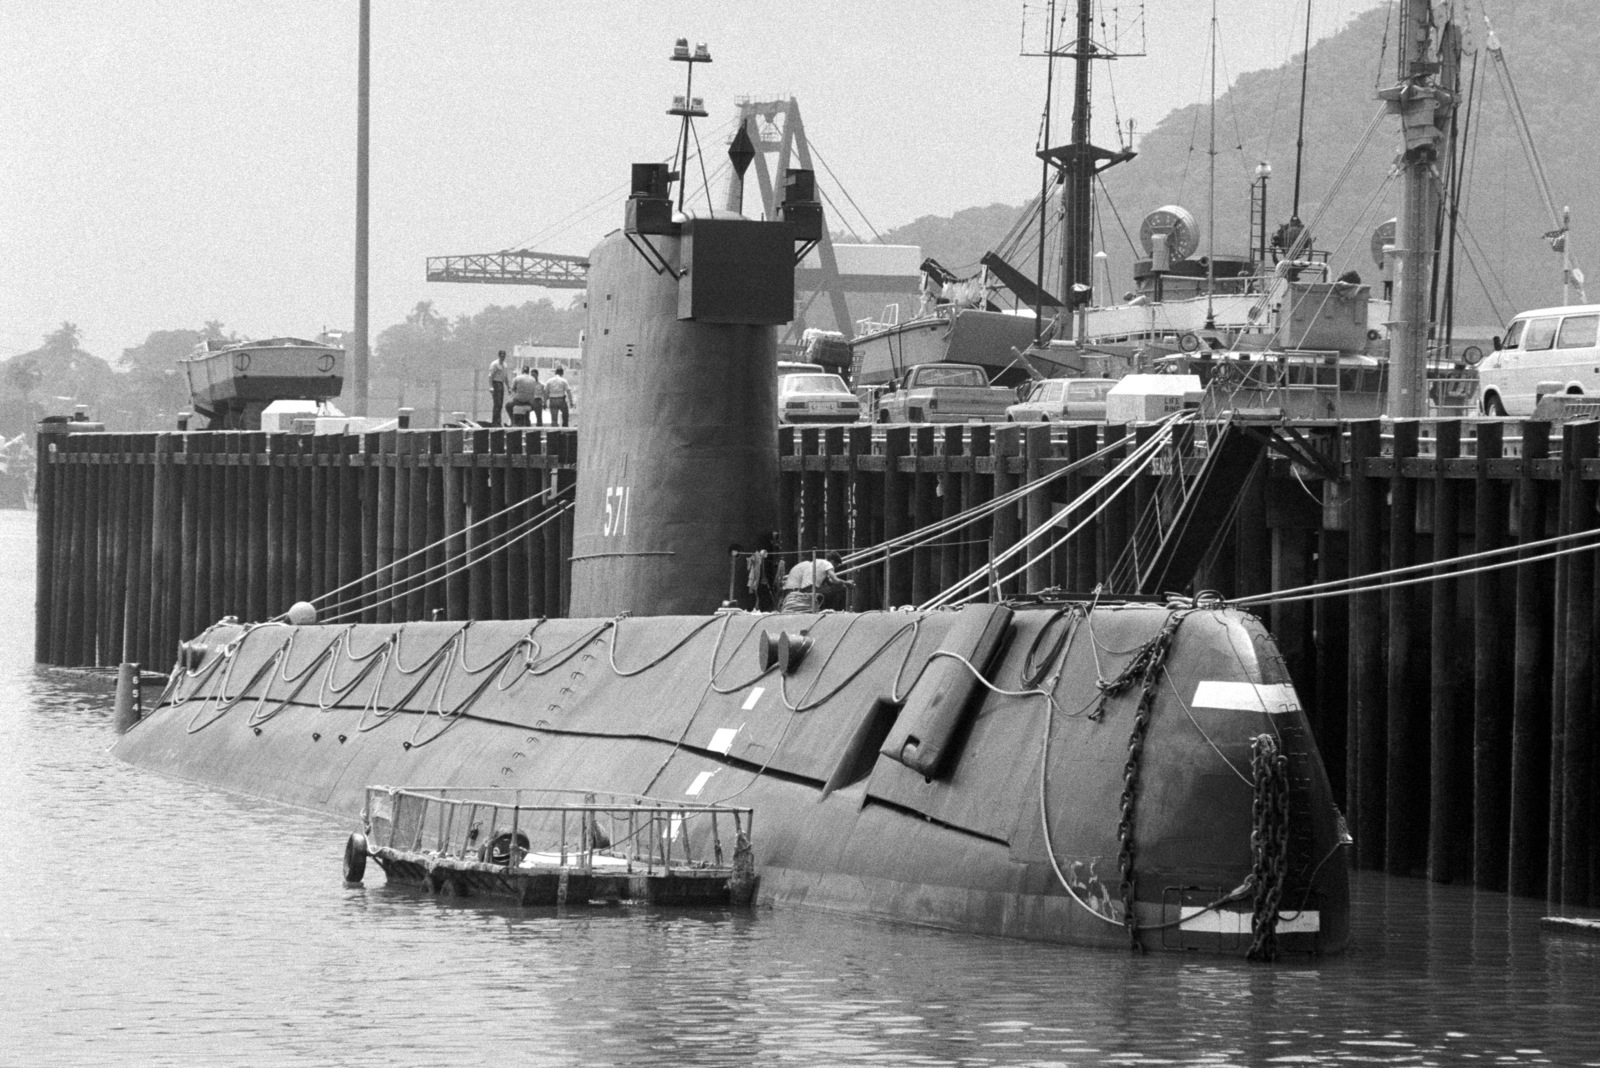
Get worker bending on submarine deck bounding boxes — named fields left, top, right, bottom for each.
left=779, top=552, right=853, bottom=613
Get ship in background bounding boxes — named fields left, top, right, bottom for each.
left=849, top=0, right=1565, bottom=423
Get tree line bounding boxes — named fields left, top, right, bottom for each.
left=0, top=297, right=584, bottom=433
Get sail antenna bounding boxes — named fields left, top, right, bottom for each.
left=1291, top=0, right=1312, bottom=224
left=1205, top=0, right=1218, bottom=330
left=668, top=39, right=712, bottom=212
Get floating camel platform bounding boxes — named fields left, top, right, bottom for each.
left=350, top=786, right=756, bottom=908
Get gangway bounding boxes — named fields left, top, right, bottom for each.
left=1107, top=410, right=1342, bottom=596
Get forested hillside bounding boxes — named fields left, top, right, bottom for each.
left=880, top=0, right=1595, bottom=332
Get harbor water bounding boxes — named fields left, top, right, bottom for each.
left=3, top=507, right=1599, bottom=1067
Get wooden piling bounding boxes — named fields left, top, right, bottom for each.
left=962, top=425, right=988, bottom=595
left=129, top=434, right=147, bottom=659
left=1508, top=420, right=1552, bottom=896
left=555, top=441, right=575, bottom=617
left=846, top=426, right=876, bottom=610
left=442, top=429, right=467, bottom=619
left=392, top=431, right=415, bottom=621
left=990, top=426, right=1020, bottom=600
left=1068, top=425, right=1098, bottom=592
left=1022, top=424, right=1051, bottom=593
left=293, top=434, right=315, bottom=611
left=1386, top=419, right=1427, bottom=877
left=911, top=426, right=938, bottom=605
left=1428, top=419, right=1466, bottom=883
left=1347, top=419, right=1386, bottom=870
left=1556, top=420, right=1597, bottom=906
left=938, top=427, right=963, bottom=597
left=1098, top=424, right=1128, bottom=584
left=502, top=430, right=526, bottom=621
left=1313, top=516, right=1349, bottom=805
left=467, top=429, right=491, bottom=621
left=337, top=435, right=361, bottom=619
left=33, top=428, right=54, bottom=663
left=225, top=432, right=243, bottom=619
left=1472, top=420, right=1511, bottom=890
left=148, top=434, right=176, bottom=662
left=374, top=431, right=396, bottom=624
left=882, top=426, right=911, bottom=607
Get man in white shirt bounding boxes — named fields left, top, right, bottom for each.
left=545, top=366, right=573, bottom=427
left=779, top=552, right=852, bottom=613
left=487, top=351, right=512, bottom=426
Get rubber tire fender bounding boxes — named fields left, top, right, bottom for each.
left=343, top=832, right=368, bottom=883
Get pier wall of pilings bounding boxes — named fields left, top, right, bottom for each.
left=31, top=418, right=1600, bottom=906
left=32, top=427, right=577, bottom=672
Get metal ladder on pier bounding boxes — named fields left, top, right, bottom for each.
left=1106, top=418, right=1270, bottom=596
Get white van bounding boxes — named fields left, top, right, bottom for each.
left=1477, top=304, right=1600, bottom=415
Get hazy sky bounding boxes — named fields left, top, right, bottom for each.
left=3, top=0, right=1382, bottom=363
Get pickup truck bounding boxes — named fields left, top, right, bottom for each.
left=872, top=363, right=1016, bottom=423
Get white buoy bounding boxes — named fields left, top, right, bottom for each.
left=287, top=601, right=318, bottom=626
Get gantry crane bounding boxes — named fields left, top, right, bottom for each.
left=425, top=98, right=920, bottom=341
left=425, top=249, right=589, bottom=288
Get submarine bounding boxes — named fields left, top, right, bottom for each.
left=114, top=43, right=1349, bottom=958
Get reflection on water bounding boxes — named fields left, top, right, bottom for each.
left=3, top=509, right=1599, bottom=1066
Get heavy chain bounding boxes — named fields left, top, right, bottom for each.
left=1109, top=610, right=1186, bottom=952
left=1247, top=732, right=1290, bottom=962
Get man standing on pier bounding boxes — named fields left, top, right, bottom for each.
left=546, top=366, right=573, bottom=427
left=487, top=351, right=511, bottom=426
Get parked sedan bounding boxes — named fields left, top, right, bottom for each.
left=1005, top=377, right=1117, bottom=422
left=778, top=373, right=862, bottom=424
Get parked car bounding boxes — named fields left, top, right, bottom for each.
left=778, top=372, right=861, bottom=424
left=872, top=362, right=1015, bottom=423
left=1477, top=303, right=1600, bottom=415
left=1005, top=377, right=1117, bottom=422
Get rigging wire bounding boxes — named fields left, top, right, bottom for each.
left=321, top=504, right=572, bottom=624
left=316, top=499, right=569, bottom=620
left=1374, top=0, right=1395, bottom=89
left=804, top=135, right=885, bottom=243
left=1234, top=526, right=1600, bottom=609
left=817, top=184, right=863, bottom=243
left=922, top=417, right=1186, bottom=610
left=1095, top=175, right=1142, bottom=260
left=309, top=482, right=570, bottom=611
left=836, top=430, right=1140, bottom=580
left=688, top=119, right=715, bottom=214
left=1211, top=13, right=1255, bottom=187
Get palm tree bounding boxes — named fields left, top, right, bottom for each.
left=43, top=322, right=82, bottom=356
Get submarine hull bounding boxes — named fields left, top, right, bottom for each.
left=115, top=603, right=1349, bottom=955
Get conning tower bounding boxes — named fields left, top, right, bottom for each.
left=570, top=42, right=822, bottom=615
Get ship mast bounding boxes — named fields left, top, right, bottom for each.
left=1381, top=0, right=1456, bottom=418
left=1290, top=0, right=1312, bottom=237
left=1031, top=0, right=1135, bottom=341
left=1204, top=0, right=1217, bottom=330
left=1062, top=0, right=1096, bottom=314
left=1033, top=9, right=1058, bottom=344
